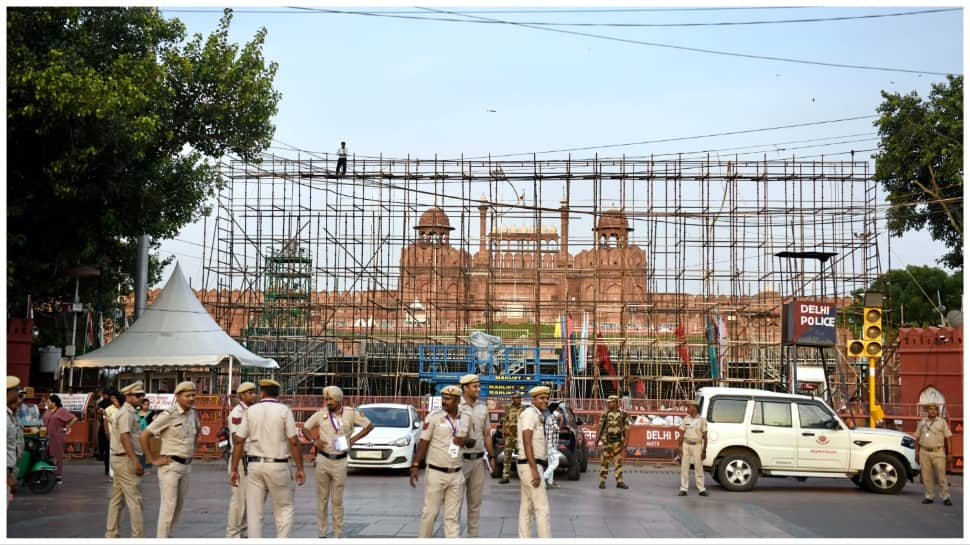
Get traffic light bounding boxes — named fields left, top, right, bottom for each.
left=846, top=338, right=865, bottom=357
left=862, top=306, right=883, bottom=358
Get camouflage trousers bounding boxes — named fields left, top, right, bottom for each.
left=503, top=438, right=518, bottom=479
left=598, top=442, right=625, bottom=484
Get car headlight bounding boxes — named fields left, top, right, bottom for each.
left=901, top=435, right=915, bottom=449
left=389, top=436, right=411, bottom=447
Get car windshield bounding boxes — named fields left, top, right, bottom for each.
left=359, top=407, right=410, bottom=428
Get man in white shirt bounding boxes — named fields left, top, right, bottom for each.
left=336, top=141, right=348, bottom=177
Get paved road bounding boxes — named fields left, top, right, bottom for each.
left=6, top=460, right=963, bottom=539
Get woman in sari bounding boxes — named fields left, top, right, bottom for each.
left=42, top=394, right=78, bottom=485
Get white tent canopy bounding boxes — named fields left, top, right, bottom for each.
left=73, top=263, right=277, bottom=372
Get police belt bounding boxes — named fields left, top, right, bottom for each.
left=921, top=446, right=943, bottom=452
left=684, top=440, right=702, bottom=445
left=463, top=451, right=485, bottom=460
left=427, top=464, right=463, bottom=474
left=245, top=456, right=290, bottom=463
left=317, top=451, right=348, bottom=460
left=112, top=452, right=129, bottom=457
left=516, top=458, right=548, bottom=468
left=169, top=455, right=192, bottom=465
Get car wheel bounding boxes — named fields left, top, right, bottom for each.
left=711, top=468, right=721, bottom=484
left=862, top=453, right=906, bottom=494
left=717, top=452, right=759, bottom=492
left=567, top=452, right=581, bottom=481
left=579, top=449, right=588, bottom=473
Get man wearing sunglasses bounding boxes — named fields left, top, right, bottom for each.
left=7, top=376, right=25, bottom=497
left=105, top=381, right=146, bottom=538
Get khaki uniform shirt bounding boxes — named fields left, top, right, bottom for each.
left=7, top=407, right=24, bottom=468
left=916, top=417, right=952, bottom=449
left=228, top=402, right=249, bottom=454
left=146, top=404, right=199, bottom=458
left=516, top=406, right=547, bottom=461
left=304, top=406, right=372, bottom=456
left=110, top=403, right=143, bottom=456
left=457, top=399, right=489, bottom=454
left=680, top=414, right=708, bottom=443
left=420, top=410, right=462, bottom=469
left=235, top=399, right=298, bottom=460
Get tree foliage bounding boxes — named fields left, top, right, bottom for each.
left=7, top=7, right=280, bottom=311
left=873, top=75, right=963, bottom=270
left=844, top=266, right=963, bottom=333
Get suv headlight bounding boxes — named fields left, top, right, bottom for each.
left=389, top=436, right=411, bottom=447
left=901, top=436, right=915, bottom=449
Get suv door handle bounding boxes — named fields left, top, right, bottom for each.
left=802, top=432, right=815, bottom=437
left=751, top=429, right=765, bottom=434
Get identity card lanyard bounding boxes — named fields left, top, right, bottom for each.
left=445, top=414, right=460, bottom=436
left=329, top=410, right=343, bottom=433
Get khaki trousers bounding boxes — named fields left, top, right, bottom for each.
left=680, top=442, right=706, bottom=492
left=418, top=467, right=464, bottom=538
left=315, top=455, right=348, bottom=537
left=245, top=461, right=295, bottom=538
left=919, top=450, right=950, bottom=500
left=226, top=463, right=248, bottom=538
left=105, top=456, right=143, bottom=538
left=156, top=461, right=190, bottom=537
left=515, top=463, right=551, bottom=538
left=461, top=456, right=485, bottom=537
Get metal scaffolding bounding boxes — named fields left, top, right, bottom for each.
left=202, top=154, right=879, bottom=402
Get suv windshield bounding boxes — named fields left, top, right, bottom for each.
left=359, top=407, right=410, bottom=428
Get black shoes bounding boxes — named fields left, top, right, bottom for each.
left=922, top=498, right=934, bottom=504
left=616, top=482, right=629, bottom=489
left=944, top=498, right=953, bottom=506
left=499, top=477, right=509, bottom=484
left=599, top=482, right=606, bottom=489
left=699, top=490, right=709, bottom=496
left=678, top=490, right=687, bottom=496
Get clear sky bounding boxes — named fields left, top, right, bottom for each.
left=155, top=3, right=964, bottom=289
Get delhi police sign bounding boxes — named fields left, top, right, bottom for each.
left=783, top=300, right=837, bottom=347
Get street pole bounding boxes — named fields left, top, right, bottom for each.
left=69, top=275, right=79, bottom=387
left=867, top=356, right=884, bottom=427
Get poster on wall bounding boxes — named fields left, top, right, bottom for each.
left=145, top=393, right=175, bottom=411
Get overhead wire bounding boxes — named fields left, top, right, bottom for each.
left=412, top=6, right=955, bottom=76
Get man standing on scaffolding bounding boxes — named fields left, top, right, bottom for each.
left=336, top=141, right=348, bottom=178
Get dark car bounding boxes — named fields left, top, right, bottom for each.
left=490, top=401, right=589, bottom=480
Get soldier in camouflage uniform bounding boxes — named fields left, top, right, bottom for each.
left=596, top=395, right=629, bottom=489
left=500, top=393, right=524, bottom=484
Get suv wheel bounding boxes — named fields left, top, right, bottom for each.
left=566, top=452, right=581, bottom=481
left=862, top=453, right=906, bottom=494
left=717, top=452, right=760, bottom=492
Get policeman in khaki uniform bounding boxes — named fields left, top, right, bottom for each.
left=915, top=401, right=953, bottom=505
left=303, top=385, right=374, bottom=538
left=517, top=385, right=552, bottom=539
left=455, top=374, right=496, bottom=538
left=597, top=394, right=630, bottom=489
left=105, top=381, right=146, bottom=539
left=225, top=382, right=258, bottom=538
left=678, top=400, right=709, bottom=496
left=410, top=385, right=465, bottom=538
left=229, top=379, right=306, bottom=538
left=140, top=381, right=200, bottom=537
left=500, top=393, right=524, bottom=484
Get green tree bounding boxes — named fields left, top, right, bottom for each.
left=873, top=75, right=963, bottom=270
left=844, top=266, right=963, bottom=334
left=7, top=7, right=280, bottom=314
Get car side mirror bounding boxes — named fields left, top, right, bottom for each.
left=575, top=417, right=583, bottom=426
left=414, top=421, right=421, bottom=429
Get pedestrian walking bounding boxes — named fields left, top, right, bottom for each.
left=596, top=394, right=629, bottom=489
left=303, top=385, right=374, bottom=538
left=228, top=379, right=306, bottom=539
left=678, top=400, right=708, bottom=496
left=104, top=382, right=146, bottom=539
left=410, top=385, right=465, bottom=538
left=516, top=385, right=552, bottom=538
left=225, top=382, right=258, bottom=538
left=336, top=141, right=348, bottom=177
left=7, top=376, right=25, bottom=498
left=96, top=390, right=112, bottom=461
left=136, top=398, right=155, bottom=471
left=499, top=393, right=524, bottom=484
left=542, top=403, right=563, bottom=488
left=42, top=394, right=78, bottom=485
left=915, top=401, right=953, bottom=506
left=456, top=374, right=496, bottom=537
left=140, top=381, right=200, bottom=538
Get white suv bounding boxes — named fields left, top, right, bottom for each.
left=697, top=387, right=920, bottom=494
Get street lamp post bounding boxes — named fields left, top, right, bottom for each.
left=65, top=265, right=100, bottom=388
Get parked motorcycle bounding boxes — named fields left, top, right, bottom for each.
left=15, top=428, right=57, bottom=494
left=216, top=426, right=231, bottom=465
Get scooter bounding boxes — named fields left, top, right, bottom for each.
left=217, top=426, right=231, bottom=465
left=16, top=428, right=57, bottom=494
